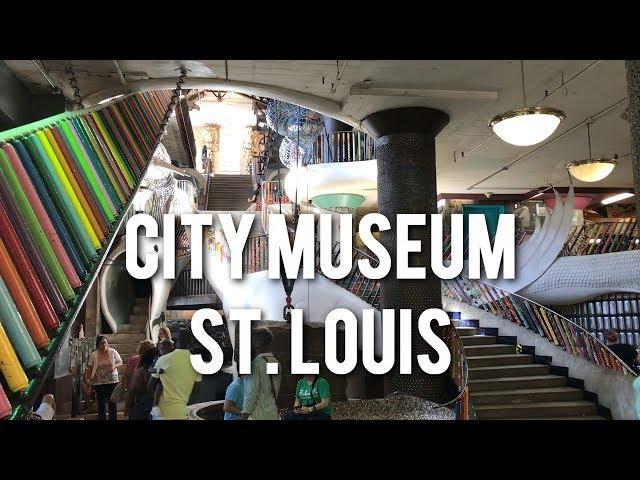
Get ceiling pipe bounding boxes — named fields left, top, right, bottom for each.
left=442, top=60, right=602, bottom=172
left=113, top=60, right=126, bottom=85
left=467, top=96, right=629, bottom=190
left=31, top=60, right=60, bottom=93
left=82, top=77, right=369, bottom=134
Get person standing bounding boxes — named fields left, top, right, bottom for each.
left=605, top=330, right=639, bottom=374
left=223, top=376, right=245, bottom=420
left=85, top=336, right=123, bottom=420
left=240, top=328, right=281, bottom=420
left=148, top=329, right=201, bottom=420
left=125, top=346, right=159, bottom=420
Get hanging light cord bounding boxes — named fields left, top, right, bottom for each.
left=586, top=122, right=592, bottom=157
left=520, top=60, right=527, bottom=107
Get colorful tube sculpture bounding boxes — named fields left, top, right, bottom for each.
left=0, top=89, right=173, bottom=418
left=0, top=383, right=11, bottom=419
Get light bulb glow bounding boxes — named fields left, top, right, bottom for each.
left=489, top=107, right=565, bottom=146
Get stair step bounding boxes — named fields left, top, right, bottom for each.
left=467, top=354, right=533, bottom=367
left=107, top=343, right=140, bottom=355
left=103, top=333, right=147, bottom=344
left=469, top=363, right=550, bottom=379
left=117, top=324, right=147, bottom=334
left=469, top=375, right=567, bottom=391
left=134, top=298, right=148, bottom=306
left=474, top=400, right=597, bottom=419
left=461, top=335, right=497, bottom=346
left=129, top=315, right=147, bottom=324
left=471, top=387, right=584, bottom=405
left=464, top=344, right=516, bottom=356
left=132, top=305, right=148, bottom=314
left=455, top=326, right=477, bottom=337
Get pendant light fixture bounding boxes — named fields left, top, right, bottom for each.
left=489, top=61, right=565, bottom=146
left=565, top=123, right=618, bottom=182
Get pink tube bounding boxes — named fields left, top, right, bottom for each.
left=2, top=143, right=81, bottom=288
left=0, top=383, right=11, bottom=419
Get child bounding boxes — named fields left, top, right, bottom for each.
left=223, top=376, right=245, bottom=420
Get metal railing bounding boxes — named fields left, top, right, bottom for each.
left=561, top=218, right=638, bottom=256
left=442, top=275, right=637, bottom=376
left=201, top=154, right=213, bottom=210
left=170, top=268, right=216, bottom=297
left=310, top=130, right=376, bottom=164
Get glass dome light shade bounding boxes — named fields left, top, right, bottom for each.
left=489, top=107, right=565, bottom=146
left=566, top=158, right=618, bottom=182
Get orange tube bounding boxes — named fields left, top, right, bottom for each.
left=0, top=321, right=29, bottom=392
left=0, top=238, right=49, bottom=348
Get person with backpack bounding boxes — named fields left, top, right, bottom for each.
left=240, top=328, right=281, bottom=420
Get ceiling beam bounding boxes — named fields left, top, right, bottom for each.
left=349, top=86, right=499, bottom=101
left=81, top=77, right=371, bottom=134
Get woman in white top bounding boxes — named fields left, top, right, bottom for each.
left=85, top=335, right=123, bottom=420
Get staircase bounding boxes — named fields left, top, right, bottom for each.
left=456, top=320, right=608, bottom=420
left=106, top=297, right=149, bottom=363
left=206, top=174, right=254, bottom=211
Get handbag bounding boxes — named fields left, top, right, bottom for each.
left=109, top=378, right=128, bottom=403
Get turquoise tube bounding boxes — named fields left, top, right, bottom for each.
left=0, top=276, right=41, bottom=369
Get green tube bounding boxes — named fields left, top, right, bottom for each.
left=59, top=121, right=117, bottom=221
left=0, top=149, right=75, bottom=301
left=92, top=112, right=135, bottom=187
left=24, top=134, right=97, bottom=262
left=0, top=275, right=42, bottom=369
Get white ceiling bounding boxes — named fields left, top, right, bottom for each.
left=5, top=60, right=633, bottom=195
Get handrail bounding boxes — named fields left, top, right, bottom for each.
left=202, top=154, right=213, bottom=210
left=442, top=275, right=638, bottom=376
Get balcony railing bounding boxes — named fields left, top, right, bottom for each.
left=310, top=130, right=376, bottom=164
left=442, top=275, right=637, bottom=376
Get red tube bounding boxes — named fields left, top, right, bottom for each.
left=0, top=201, right=60, bottom=331
left=0, top=382, right=11, bottom=419
left=1, top=143, right=82, bottom=288
left=0, top=238, right=49, bottom=348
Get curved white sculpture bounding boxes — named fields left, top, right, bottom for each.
left=481, top=187, right=575, bottom=294
left=520, top=250, right=640, bottom=304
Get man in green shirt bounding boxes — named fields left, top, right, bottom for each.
left=149, top=329, right=201, bottom=420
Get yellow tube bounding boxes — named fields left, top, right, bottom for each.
left=0, top=321, right=29, bottom=393
left=35, top=130, right=101, bottom=249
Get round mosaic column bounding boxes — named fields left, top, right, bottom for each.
left=362, top=107, right=450, bottom=401
left=625, top=60, right=640, bottom=217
